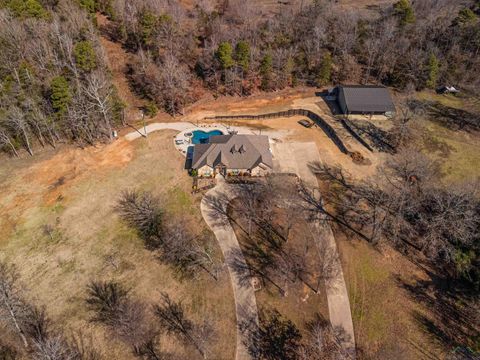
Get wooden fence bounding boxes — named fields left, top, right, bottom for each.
left=204, top=109, right=349, bottom=154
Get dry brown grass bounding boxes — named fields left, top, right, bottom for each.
left=338, top=235, right=445, bottom=359
left=229, top=179, right=330, bottom=334
left=0, top=131, right=235, bottom=359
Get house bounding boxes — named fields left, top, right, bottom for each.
left=336, top=85, right=396, bottom=116
left=191, top=134, right=273, bottom=177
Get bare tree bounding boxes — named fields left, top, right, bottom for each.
left=298, top=314, right=351, bottom=360
left=7, top=106, right=33, bottom=156
left=133, top=335, right=170, bottom=360
left=83, top=70, right=114, bottom=140
left=162, top=220, right=218, bottom=280
left=115, top=190, right=164, bottom=249
left=242, top=308, right=301, bottom=360
left=0, top=126, right=19, bottom=157
left=153, top=293, right=212, bottom=359
left=86, top=280, right=151, bottom=347
left=86, top=281, right=129, bottom=324
left=0, top=261, right=29, bottom=349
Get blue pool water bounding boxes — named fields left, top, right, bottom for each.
left=192, top=130, right=223, bottom=144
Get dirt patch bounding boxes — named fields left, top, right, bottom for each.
left=24, top=139, right=133, bottom=206
left=187, top=87, right=315, bottom=115
left=0, top=140, right=134, bottom=245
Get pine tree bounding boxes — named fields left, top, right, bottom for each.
left=216, top=42, right=235, bottom=70
left=235, top=41, right=250, bottom=73
left=5, top=0, right=48, bottom=19
left=50, top=76, right=71, bottom=115
left=260, top=53, right=273, bottom=90
left=283, top=56, right=295, bottom=87
left=73, top=41, right=97, bottom=72
left=78, top=0, right=97, bottom=14
left=140, top=10, right=157, bottom=48
left=426, top=53, right=439, bottom=89
left=394, top=0, right=415, bottom=26
left=317, top=52, right=333, bottom=86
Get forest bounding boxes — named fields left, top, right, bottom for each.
left=0, top=0, right=479, bottom=155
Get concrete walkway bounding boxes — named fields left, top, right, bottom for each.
left=124, top=122, right=192, bottom=141
left=200, top=175, right=258, bottom=360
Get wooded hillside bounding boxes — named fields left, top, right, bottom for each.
left=1, top=0, right=479, bottom=155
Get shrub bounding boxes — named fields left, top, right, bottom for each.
left=143, top=102, right=158, bottom=118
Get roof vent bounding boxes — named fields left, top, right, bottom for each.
left=239, top=145, right=246, bottom=153
left=230, top=145, right=237, bottom=153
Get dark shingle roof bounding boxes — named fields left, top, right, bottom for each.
left=338, top=85, right=395, bottom=113
left=191, top=134, right=273, bottom=170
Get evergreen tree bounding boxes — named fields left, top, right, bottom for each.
left=260, top=53, right=273, bottom=90
left=426, top=53, right=439, bottom=89
left=78, top=0, right=96, bottom=14
left=235, top=41, right=250, bottom=73
left=50, top=76, right=71, bottom=115
left=4, top=0, right=48, bottom=19
left=317, top=52, right=333, bottom=86
left=394, top=0, right=415, bottom=25
left=74, top=41, right=97, bottom=72
left=140, top=10, right=158, bottom=48
left=283, top=56, right=295, bottom=87
left=216, top=42, right=235, bottom=70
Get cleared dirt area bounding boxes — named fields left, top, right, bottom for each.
left=0, top=132, right=236, bottom=359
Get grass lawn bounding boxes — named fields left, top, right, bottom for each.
left=417, top=90, right=480, bottom=113
left=421, top=120, right=480, bottom=183
left=0, top=131, right=235, bottom=359
left=338, top=236, right=446, bottom=359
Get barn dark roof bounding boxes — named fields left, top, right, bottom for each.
left=338, top=85, right=395, bottom=114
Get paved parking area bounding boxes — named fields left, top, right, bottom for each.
left=270, top=141, right=321, bottom=187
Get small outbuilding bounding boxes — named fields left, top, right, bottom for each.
left=436, top=86, right=460, bottom=94
left=336, top=85, right=396, bottom=116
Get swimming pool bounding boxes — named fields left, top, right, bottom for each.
left=191, top=130, right=223, bottom=144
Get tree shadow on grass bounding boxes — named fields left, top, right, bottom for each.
left=395, top=269, right=480, bottom=358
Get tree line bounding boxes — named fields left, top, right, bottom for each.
left=0, top=0, right=124, bottom=157
left=100, top=0, right=480, bottom=111
left=1, top=0, right=479, bottom=155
